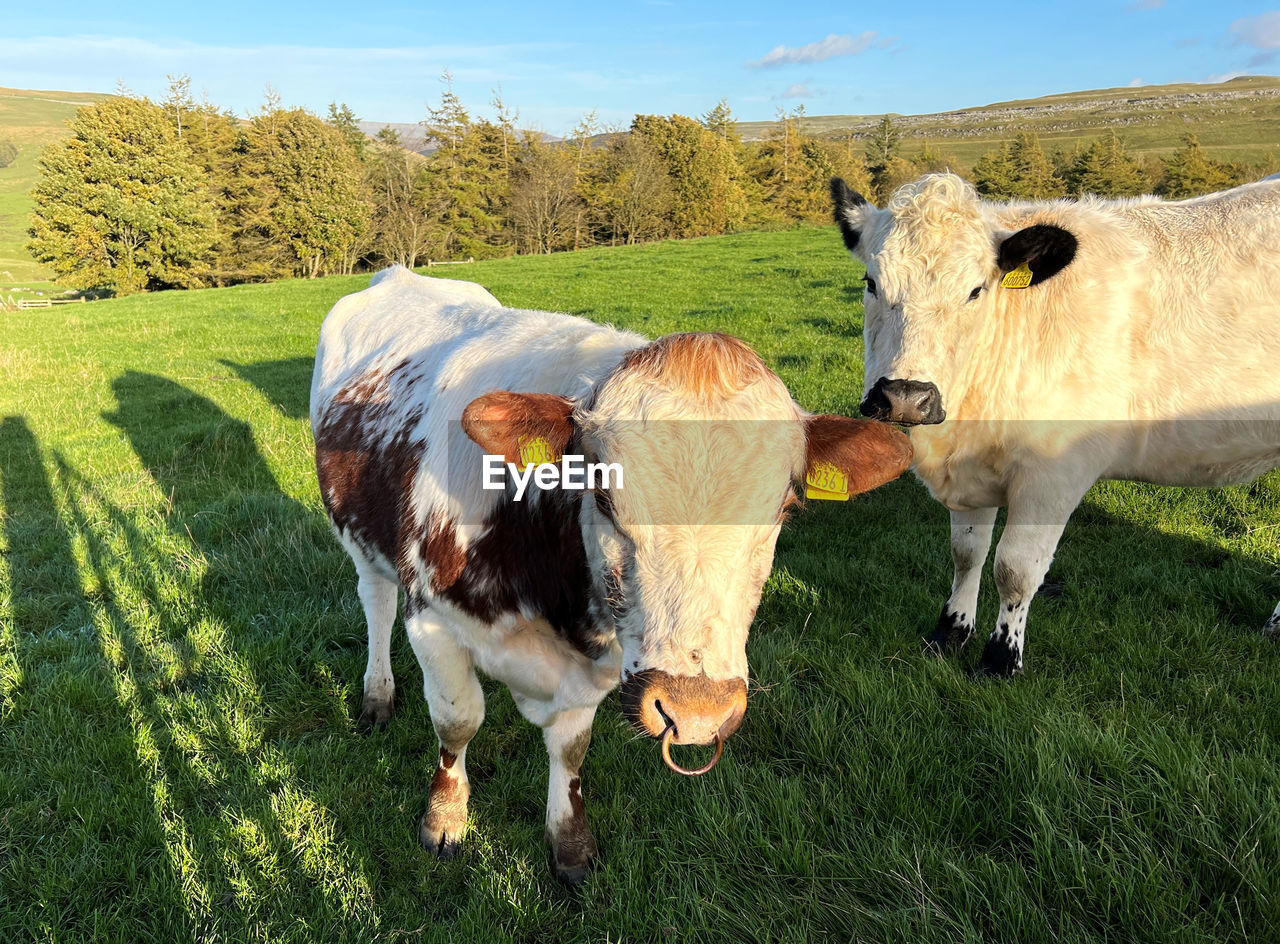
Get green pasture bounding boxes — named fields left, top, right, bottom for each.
left=1, top=228, right=1278, bottom=942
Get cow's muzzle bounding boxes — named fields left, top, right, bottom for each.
left=619, top=669, right=747, bottom=775
left=860, top=377, right=945, bottom=426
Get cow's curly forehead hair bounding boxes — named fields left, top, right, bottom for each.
left=876, top=173, right=993, bottom=293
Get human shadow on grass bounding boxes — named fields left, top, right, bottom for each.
left=0, top=416, right=189, bottom=939
left=220, top=357, right=315, bottom=421
left=0, top=371, right=428, bottom=937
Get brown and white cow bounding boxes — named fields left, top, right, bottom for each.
left=831, top=172, right=1280, bottom=677
left=311, top=265, right=910, bottom=882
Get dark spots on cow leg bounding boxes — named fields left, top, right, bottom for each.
left=974, top=625, right=1023, bottom=678
left=548, top=776, right=597, bottom=887
left=358, top=691, right=395, bottom=733
left=421, top=747, right=469, bottom=859
left=1264, top=607, right=1280, bottom=638
left=924, top=604, right=974, bottom=655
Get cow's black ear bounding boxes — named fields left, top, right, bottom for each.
left=997, top=224, right=1077, bottom=286
left=831, top=177, right=872, bottom=253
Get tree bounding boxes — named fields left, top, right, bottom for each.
left=27, top=96, right=215, bottom=295
left=508, top=140, right=581, bottom=254
left=973, top=132, right=1063, bottom=200
left=326, top=102, right=368, bottom=160
left=419, top=72, right=512, bottom=258
left=261, top=108, right=370, bottom=277
left=367, top=127, right=436, bottom=267
left=586, top=132, right=673, bottom=245
left=1158, top=134, right=1240, bottom=198
left=162, top=74, right=193, bottom=141
left=630, top=113, right=747, bottom=237
left=1064, top=131, right=1148, bottom=197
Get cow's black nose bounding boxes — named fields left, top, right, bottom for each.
left=860, top=377, right=945, bottom=425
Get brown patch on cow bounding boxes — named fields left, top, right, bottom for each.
left=423, top=758, right=470, bottom=858
left=561, top=729, right=592, bottom=774
left=439, top=747, right=457, bottom=770
left=314, top=360, right=424, bottom=564
left=617, top=332, right=775, bottom=399
left=993, top=557, right=1028, bottom=604
left=415, top=514, right=467, bottom=593
left=431, top=487, right=612, bottom=660
left=804, top=414, right=912, bottom=496
left=461, top=391, right=575, bottom=463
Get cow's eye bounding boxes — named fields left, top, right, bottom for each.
left=968, top=285, right=983, bottom=302
left=864, top=276, right=878, bottom=297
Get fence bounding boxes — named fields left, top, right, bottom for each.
left=0, top=296, right=87, bottom=311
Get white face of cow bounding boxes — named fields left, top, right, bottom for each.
left=463, top=332, right=913, bottom=756
left=831, top=174, right=1078, bottom=425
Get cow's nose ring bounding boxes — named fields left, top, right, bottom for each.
left=660, top=722, right=724, bottom=776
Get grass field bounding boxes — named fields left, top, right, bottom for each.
left=1, top=227, right=1278, bottom=942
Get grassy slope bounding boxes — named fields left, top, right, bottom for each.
left=738, top=75, right=1280, bottom=168
left=0, top=89, right=105, bottom=287
left=0, top=229, right=1278, bottom=943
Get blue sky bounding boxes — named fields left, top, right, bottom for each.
left=5, top=2, right=1279, bottom=134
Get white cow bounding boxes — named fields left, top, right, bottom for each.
left=311, top=265, right=911, bottom=882
left=831, top=173, right=1280, bottom=675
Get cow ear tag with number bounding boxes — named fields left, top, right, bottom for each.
left=805, top=461, right=850, bottom=501
left=1001, top=263, right=1033, bottom=289
left=517, top=434, right=560, bottom=468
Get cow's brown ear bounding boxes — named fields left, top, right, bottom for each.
left=803, top=414, right=912, bottom=499
left=462, top=392, right=575, bottom=464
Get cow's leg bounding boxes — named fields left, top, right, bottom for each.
left=925, top=506, right=997, bottom=655
left=355, top=560, right=398, bottom=730
left=540, top=705, right=598, bottom=886
left=976, top=480, right=1087, bottom=677
left=405, top=604, right=485, bottom=859
left=1265, top=599, right=1280, bottom=637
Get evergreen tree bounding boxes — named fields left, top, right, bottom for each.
left=326, top=102, right=368, bottom=160
left=1158, top=134, right=1240, bottom=198
left=973, top=132, right=1063, bottom=199
left=27, top=96, right=215, bottom=295
left=1064, top=131, right=1148, bottom=197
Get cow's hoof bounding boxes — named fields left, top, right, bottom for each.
left=1263, top=614, right=1280, bottom=638
left=973, top=638, right=1023, bottom=678
left=924, top=606, right=973, bottom=655
left=549, top=825, right=598, bottom=887
left=420, top=813, right=466, bottom=860
left=358, top=693, right=394, bottom=732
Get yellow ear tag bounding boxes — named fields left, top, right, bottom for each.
left=517, top=435, right=560, bottom=468
left=805, top=461, right=850, bottom=502
left=1001, top=263, right=1033, bottom=289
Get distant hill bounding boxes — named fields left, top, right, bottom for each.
left=0, top=87, right=109, bottom=282
left=737, top=75, right=1280, bottom=168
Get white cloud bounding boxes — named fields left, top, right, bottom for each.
left=1204, top=70, right=1253, bottom=83
left=748, top=32, right=894, bottom=68
left=1126, top=77, right=1145, bottom=87
left=1230, top=11, right=1280, bottom=50
left=778, top=83, right=814, bottom=99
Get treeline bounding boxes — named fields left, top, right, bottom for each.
left=968, top=128, right=1275, bottom=201
left=25, top=77, right=1279, bottom=295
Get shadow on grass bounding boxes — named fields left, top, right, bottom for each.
left=220, top=357, right=315, bottom=421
